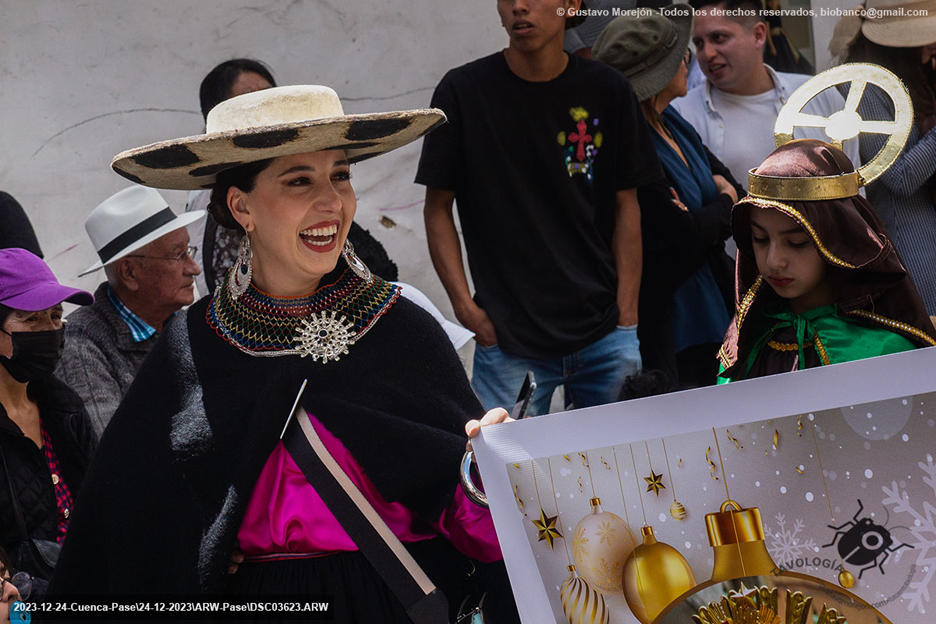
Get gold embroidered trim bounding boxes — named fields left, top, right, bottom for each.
left=737, top=275, right=764, bottom=329
left=813, top=332, right=832, bottom=366
left=737, top=197, right=857, bottom=269
left=718, top=345, right=731, bottom=369
left=846, top=309, right=936, bottom=347
left=767, top=339, right=813, bottom=352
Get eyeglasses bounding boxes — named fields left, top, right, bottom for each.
left=125, top=245, right=197, bottom=263
left=1, top=572, right=32, bottom=600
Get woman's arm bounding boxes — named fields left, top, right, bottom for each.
left=859, top=86, right=936, bottom=198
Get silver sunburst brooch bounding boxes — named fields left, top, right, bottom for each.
left=294, top=310, right=355, bottom=363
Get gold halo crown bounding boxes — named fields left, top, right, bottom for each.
left=747, top=64, right=913, bottom=203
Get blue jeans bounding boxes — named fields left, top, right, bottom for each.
left=472, top=325, right=641, bottom=416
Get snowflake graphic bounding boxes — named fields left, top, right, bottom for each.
left=592, top=557, right=623, bottom=594
left=882, top=453, right=936, bottom=614
left=596, top=520, right=616, bottom=545
left=572, top=525, right=589, bottom=562
left=766, top=513, right=818, bottom=566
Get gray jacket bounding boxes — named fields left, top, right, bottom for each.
left=56, top=282, right=156, bottom=436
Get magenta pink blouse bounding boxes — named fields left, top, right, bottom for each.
left=237, top=412, right=502, bottom=563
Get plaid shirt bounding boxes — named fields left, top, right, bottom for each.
left=106, top=285, right=156, bottom=343
left=40, top=426, right=74, bottom=544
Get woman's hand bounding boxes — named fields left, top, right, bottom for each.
left=713, top=175, right=739, bottom=203
left=465, top=408, right=513, bottom=452
left=669, top=187, right=688, bottom=211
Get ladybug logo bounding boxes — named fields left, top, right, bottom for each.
left=823, top=499, right=913, bottom=579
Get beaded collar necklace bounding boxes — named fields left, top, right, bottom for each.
left=207, top=268, right=401, bottom=363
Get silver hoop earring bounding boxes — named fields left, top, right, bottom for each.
left=342, top=240, right=372, bottom=283
left=229, top=235, right=253, bottom=300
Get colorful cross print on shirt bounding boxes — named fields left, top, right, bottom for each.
left=558, top=107, right=602, bottom=182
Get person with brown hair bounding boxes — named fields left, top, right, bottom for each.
left=594, top=4, right=742, bottom=387
left=830, top=0, right=936, bottom=313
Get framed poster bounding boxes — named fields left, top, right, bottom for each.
left=473, top=347, right=936, bottom=623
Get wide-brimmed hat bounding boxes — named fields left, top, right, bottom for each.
left=0, top=248, right=93, bottom=311
left=111, top=85, right=446, bottom=191
left=829, top=0, right=936, bottom=57
left=79, top=186, right=204, bottom=276
left=592, top=4, right=693, bottom=102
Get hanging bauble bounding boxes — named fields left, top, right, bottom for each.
left=560, top=565, right=610, bottom=624
left=652, top=497, right=894, bottom=624
left=706, top=500, right=779, bottom=582
left=622, top=525, right=697, bottom=624
left=669, top=500, right=687, bottom=521
left=837, top=569, right=855, bottom=589
left=571, top=497, right=636, bottom=594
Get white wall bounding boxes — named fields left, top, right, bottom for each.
left=0, top=0, right=504, bottom=320
left=0, top=0, right=858, bottom=320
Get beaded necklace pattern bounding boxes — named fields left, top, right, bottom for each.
left=207, top=267, right=401, bottom=363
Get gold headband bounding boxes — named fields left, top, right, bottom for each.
left=760, top=63, right=913, bottom=204
left=747, top=170, right=863, bottom=201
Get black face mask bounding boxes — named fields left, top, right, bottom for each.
left=0, top=327, right=66, bottom=383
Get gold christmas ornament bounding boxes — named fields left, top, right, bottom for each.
left=560, top=565, right=610, bottom=624
left=622, top=525, right=697, bottom=624
left=572, top=497, right=636, bottom=594
left=837, top=569, right=855, bottom=589
left=706, top=500, right=779, bottom=583
left=661, top=440, right=686, bottom=521
left=669, top=500, right=687, bottom=521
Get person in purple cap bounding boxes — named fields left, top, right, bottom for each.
left=0, top=248, right=97, bottom=599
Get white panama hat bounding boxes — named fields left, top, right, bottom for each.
left=111, top=85, right=446, bottom=191
left=80, top=186, right=204, bottom=276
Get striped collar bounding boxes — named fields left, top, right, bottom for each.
left=107, top=285, right=156, bottom=342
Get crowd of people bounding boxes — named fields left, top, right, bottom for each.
left=1, top=0, right=935, bottom=621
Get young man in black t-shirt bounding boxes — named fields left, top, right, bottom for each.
left=416, top=0, right=663, bottom=415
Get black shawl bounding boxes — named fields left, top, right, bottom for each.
left=50, top=290, right=482, bottom=595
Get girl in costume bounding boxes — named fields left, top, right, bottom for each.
left=51, top=86, right=517, bottom=622
left=718, top=138, right=936, bottom=383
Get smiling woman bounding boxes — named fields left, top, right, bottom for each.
left=51, top=86, right=519, bottom=623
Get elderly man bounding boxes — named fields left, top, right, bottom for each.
left=57, top=186, right=202, bottom=435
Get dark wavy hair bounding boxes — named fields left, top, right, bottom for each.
left=199, top=59, right=276, bottom=121
left=207, top=160, right=274, bottom=232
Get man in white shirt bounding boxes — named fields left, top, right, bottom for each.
left=673, top=0, right=859, bottom=191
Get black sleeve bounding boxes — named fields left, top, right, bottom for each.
left=705, top=145, right=746, bottom=199
left=639, top=178, right=733, bottom=256
left=414, top=72, right=464, bottom=191
left=0, top=192, right=43, bottom=258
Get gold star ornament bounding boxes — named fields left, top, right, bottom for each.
left=644, top=470, right=666, bottom=496
left=532, top=508, right=563, bottom=549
